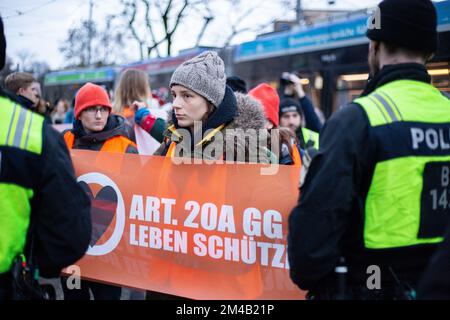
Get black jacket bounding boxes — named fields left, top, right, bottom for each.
left=418, top=221, right=450, bottom=300
left=0, top=87, right=92, bottom=279
left=16, top=94, right=36, bottom=111
left=9, top=92, right=52, bottom=125
left=288, top=64, right=442, bottom=295
left=69, top=114, right=138, bottom=154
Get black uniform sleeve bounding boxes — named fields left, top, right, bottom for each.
left=299, top=96, right=323, bottom=133
left=33, top=125, right=92, bottom=278
left=287, top=104, right=370, bottom=290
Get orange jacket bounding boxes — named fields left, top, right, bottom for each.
left=64, top=131, right=137, bottom=153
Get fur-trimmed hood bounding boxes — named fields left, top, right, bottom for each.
left=225, top=91, right=266, bottom=131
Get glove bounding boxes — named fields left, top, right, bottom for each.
left=135, top=108, right=150, bottom=125
left=135, top=107, right=157, bottom=133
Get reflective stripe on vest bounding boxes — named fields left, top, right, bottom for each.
left=0, top=96, right=43, bottom=273
left=0, top=96, right=43, bottom=154
left=63, top=131, right=136, bottom=153
left=354, top=80, right=450, bottom=249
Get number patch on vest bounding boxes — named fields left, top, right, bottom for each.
left=419, top=162, right=450, bottom=238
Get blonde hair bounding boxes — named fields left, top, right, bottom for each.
left=113, top=69, right=151, bottom=114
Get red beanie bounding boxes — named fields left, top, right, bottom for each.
left=249, top=83, right=280, bottom=127
left=75, top=82, right=112, bottom=119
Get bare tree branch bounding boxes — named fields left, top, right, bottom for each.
left=142, top=0, right=161, bottom=57
left=160, top=0, right=188, bottom=56
left=195, top=1, right=214, bottom=46
left=123, top=0, right=145, bottom=60
left=195, top=16, right=213, bottom=47
left=222, top=2, right=268, bottom=47
left=168, top=0, right=188, bottom=37
left=118, top=0, right=275, bottom=59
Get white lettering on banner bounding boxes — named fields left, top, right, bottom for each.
left=192, top=233, right=289, bottom=269
left=184, top=200, right=237, bottom=233
left=129, top=224, right=188, bottom=253
left=218, top=205, right=236, bottom=233
left=243, top=208, right=283, bottom=239
left=129, top=195, right=177, bottom=224
left=127, top=196, right=288, bottom=269
left=411, top=127, right=450, bottom=150
left=263, top=210, right=283, bottom=239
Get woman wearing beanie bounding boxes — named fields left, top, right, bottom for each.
left=61, top=82, right=138, bottom=300
left=144, top=51, right=273, bottom=300
left=249, top=83, right=302, bottom=166
left=149, top=50, right=272, bottom=163
left=63, top=82, right=137, bottom=154
left=113, top=68, right=166, bottom=143
left=61, top=82, right=137, bottom=300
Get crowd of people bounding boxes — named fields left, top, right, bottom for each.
left=1, top=0, right=450, bottom=301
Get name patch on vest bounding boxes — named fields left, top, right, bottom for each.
left=419, top=162, right=450, bottom=238
left=411, top=128, right=450, bottom=151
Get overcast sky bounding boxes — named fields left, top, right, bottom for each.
left=2, top=0, right=382, bottom=70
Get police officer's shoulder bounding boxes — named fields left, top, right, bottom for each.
left=325, top=102, right=369, bottom=130
left=0, top=86, right=21, bottom=105
left=1, top=86, right=44, bottom=121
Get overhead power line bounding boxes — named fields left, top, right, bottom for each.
left=3, top=0, right=58, bottom=19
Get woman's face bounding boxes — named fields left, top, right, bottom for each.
left=79, top=106, right=110, bottom=134
left=171, top=85, right=209, bottom=129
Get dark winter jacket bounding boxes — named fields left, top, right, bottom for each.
left=418, top=221, right=450, bottom=300
left=16, top=94, right=36, bottom=111
left=288, top=64, right=443, bottom=297
left=299, top=95, right=322, bottom=133
left=0, top=87, right=92, bottom=280
left=7, top=92, right=52, bottom=125
left=68, top=114, right=138, bottom=154
left=155, top=86, right=273, bottom=163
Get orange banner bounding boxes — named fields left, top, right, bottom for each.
left=70, top=149, right=305, bottom=300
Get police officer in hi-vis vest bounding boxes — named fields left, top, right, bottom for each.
left=288, top=0, right=450, bottom=299
left=0, top=17, right=92, bottom=299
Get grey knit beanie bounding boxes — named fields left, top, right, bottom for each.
left=170, top=51, right=226, bottom=107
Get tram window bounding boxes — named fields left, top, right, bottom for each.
left=299, top=75, right=324, bottom=118
left=334, top=65, right=450, bottom=113
left=428, top=67, right=450, bottom=92
left=335, top=73, right=368, bottom=112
